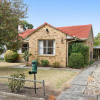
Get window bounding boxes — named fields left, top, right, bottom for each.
left=38, top=40, right=55, bottom=55
left=22, top=43, right=29, bottom=53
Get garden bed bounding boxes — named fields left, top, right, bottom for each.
left=0, top=83, right=60, bottom=99
left=0, top=67, right=77, bottom=99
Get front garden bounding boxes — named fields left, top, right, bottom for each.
left=0, top=42, right=95, bottom=99
left=0, top=65, right=77, bottom=99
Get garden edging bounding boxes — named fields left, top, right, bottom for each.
left=0, top=91, right=44, bottom=100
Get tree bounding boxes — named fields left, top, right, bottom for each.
left=0, top=40, right=4, bottom=54
left=20, top=20, right=33, bottom=30
left=94, top=33, right=100, bottom=46
left=0, top=0, right=28, bottom=53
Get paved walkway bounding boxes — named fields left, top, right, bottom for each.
left=57, top=60, right=100, bottom=100
left=11, top=65, right=81, bottom=73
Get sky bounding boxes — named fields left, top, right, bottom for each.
left=23, top=0, right=100, bottom=37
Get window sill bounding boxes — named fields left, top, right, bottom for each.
left=38, top=55, right=55, bottom=57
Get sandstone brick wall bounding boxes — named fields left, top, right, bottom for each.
left=83, top=27, right=94, bottom=61
left=29, top=25, right=67, bottom=67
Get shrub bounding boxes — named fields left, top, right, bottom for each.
left=41, top=60, right=49, bottom=67
left=68, top=53, right=84, bottom=69
left=69, top=42, right=89, bottom=64
left=52, top=62, right=60, bottom=68
left=22, top=50, right=32, bottom=62
left=36, top=58, right=40, bottom=66
left=4, top=50, right=18, bottom=62
left=0, top=58, right=4, bottom=61
left=22, top=50, right=32, bottom=66
left=8, top=73, right=25, bottom=93
left=87, top=61, right=94, bottom=65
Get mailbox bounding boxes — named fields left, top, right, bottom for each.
left=29, top=60, right=37, bottom=94
left=32, top=60, right=37, bottom=73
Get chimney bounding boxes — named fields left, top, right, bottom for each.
left=18, top=24, right=24, bottom=33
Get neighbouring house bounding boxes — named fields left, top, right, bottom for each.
left=93, top=45, right=100, bottom=59
left=18, top=22, right=94, bottom=67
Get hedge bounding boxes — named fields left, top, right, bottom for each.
left=68, top=53, right=84, bottom=69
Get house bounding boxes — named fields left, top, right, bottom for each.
left=93, top=45, right=100, bottom=59
left=19, top=22, right=94, bottom=67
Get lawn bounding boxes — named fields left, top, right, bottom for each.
left=0, top=62, right=23, bottom=67
left=0, top=67, right=77, bottom=90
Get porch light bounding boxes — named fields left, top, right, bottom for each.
left=46, top=29, right=49, bottom=33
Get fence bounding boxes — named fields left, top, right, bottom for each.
left=0, top=76, right=45, bottom=100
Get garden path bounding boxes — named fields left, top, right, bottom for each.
left=57, top=60, right=100, bottom=100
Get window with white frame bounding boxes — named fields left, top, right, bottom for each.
left=38, top=40, right=55, bottom=55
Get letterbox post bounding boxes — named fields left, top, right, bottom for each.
left=29, top=60, right=37, bottom=94
left=34, top=72, right=36, bottom=94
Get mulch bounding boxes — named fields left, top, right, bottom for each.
left=0, top=83, right=61, bottom=100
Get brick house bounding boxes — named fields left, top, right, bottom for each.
left=19, top=22, right=94, bottom=67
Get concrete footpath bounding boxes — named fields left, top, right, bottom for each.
left=57, top=60, right=100, bottom=100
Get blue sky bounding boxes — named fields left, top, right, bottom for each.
left=23, top=0, right=100, bottom=37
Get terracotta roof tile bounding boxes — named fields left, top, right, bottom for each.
left=19, top=23, right=92, bottom=39
left=19, top=29, right=35, bottom=38
left=57, top=24, right=92, bottom=38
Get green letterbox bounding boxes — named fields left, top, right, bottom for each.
left=32, top=60, right=37, bottom=73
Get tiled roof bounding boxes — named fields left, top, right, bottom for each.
left=19, top=23, right=92, bottom=39
left=19, top=29, right=35, bottom=38
left=57, top=24, right=92, bottom=38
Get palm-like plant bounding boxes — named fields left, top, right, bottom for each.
left=22, top=50, right=32, bottom=66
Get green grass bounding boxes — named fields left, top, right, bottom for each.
left=0, top=67, right=77, bottom=90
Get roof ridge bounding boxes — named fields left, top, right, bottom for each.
left=57, top=24, right=92, bottom=28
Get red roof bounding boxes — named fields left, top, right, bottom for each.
left=57, top=24, right=92, bottom=38
left=19, top=29, right=35, bottom=38
left=19, top=23, right=92, bottom=39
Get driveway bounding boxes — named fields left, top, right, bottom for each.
left=57, top=60, right=100, bottom=100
